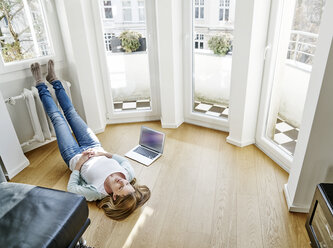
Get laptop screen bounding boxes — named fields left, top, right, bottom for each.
left=139, top=126, right=165, bottom=153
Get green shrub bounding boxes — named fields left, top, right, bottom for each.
left=119, top=30, right=142, bottom=53
left=208, top=35, right=231, bottom=56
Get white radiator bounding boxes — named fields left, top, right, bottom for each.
left=5, top=81, right=72, bottom=153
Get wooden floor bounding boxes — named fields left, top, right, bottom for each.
left=12, top=122, right=310, bottom=248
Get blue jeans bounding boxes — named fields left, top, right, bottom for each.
left=37, top=80, right=101, bottom=166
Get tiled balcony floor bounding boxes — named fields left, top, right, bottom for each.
left=273, top=117, right=299, bottom=155
left=194, top=101, right=229, bottom=118
left=113, top=100, right=296, bottom=155
left=113, top=99, right=151, bottom=111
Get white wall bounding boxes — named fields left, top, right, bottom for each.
left=278, top=64, right=310, bottom=128
left=227, top=0, right=271, bottom=147
left=55, top=0, right=107, bottom=133
left=194, top=53, right=231, bottom=104
left=155, top=0, right=184, bottom=128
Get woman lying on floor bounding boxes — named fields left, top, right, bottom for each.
left=30, top=60, right=150, bottom=221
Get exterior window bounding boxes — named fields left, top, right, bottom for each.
left=104, top=33, right=114, bottom=51
left=219, top=0, right=230, bottom=21
left=194, top=34, right=204, bottom=49
left=122, top=0, right=132, bottom=22
left=138, top=0, right=145, bottom=21
left=103, top=0, right=113, bottom=19
left=195, top=0, right=204, bottom=19
left=0, top=0, right=53, bottom=64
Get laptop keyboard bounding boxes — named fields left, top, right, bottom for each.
left=134, top=146, right=159, bottom=159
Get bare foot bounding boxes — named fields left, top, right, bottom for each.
left=30, top=63, right=43, bottom=86
left=46, top=59, right=58, bottom=83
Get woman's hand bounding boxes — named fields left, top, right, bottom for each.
left=74, top=150, right=95, bottom=171
left=92, top=150, right=113, bottom=159
left=74, top=149, right=113, bottom=171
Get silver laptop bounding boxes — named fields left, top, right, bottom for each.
left=125, top=126, right=165, bottom=166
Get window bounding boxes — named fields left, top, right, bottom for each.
left=219, top=0, right=230, bottom=21
left=0, top=0, right=53, bottom=64
left=195, top=0, right=204, bottom=19
left=194, top=34, right=204, bottom=49
left=103, top=0, right=113, bottom=19
left=122, top=0, right=132, bottom=22
left=138, top=0, right=145, bottom=22
left=104, top=33, right=114, bottom=51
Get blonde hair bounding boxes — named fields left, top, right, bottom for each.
left=97, top=179, right=151, bottom=221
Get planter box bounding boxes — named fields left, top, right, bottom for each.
left=111, top=37, right=124, bottom=53
left=137, top=38, right=146, bottom=52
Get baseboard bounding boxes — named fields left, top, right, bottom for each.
left=161, top=121, right=183, bottom=129
left=283, top=184, right=310, bottom=213
left=7, top=159, right=30, bottom=180
left=226, top=136, right=255, bottom=147
left=184, top=118, right=229, bottom=132
left=107, top=116, right=161, bottom=125
left=93, top=127, right=106, bottom=134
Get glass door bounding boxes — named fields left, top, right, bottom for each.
left=256, top=0, right=326, bottom=170
left=98, top=0, right=159, bottom=121
left=191, top=0, right=236, bottom=120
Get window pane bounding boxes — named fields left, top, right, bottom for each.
left=139, top=9, right=145, bottom=21
left=104, top=1, right=112, bottom=6
left=123, top=9, right=132, bottom=21
left=225, top=9, right=229, bottom=21
left=219, top=9, right=223, bottom=20
left=105, top=8, right=113, bottom=18
left=138, top=0, right=145, bottom=7
left=195, top=42, right=198, bottom=49
left=200, top=7, right=204, bottom=18
left=195, top=7, right=199, bottom=18
left=200, top=0, right=204, bottom=5
left=200, top=42, right=203, bottom=49
left=0, top=0, right=52, bottom=63
left=122, top=1, right=131, bottom=7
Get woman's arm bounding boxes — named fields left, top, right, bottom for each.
left=67, top=170, right=103, bottom=201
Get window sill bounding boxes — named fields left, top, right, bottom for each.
left=0, top=55, right=58, bottom=75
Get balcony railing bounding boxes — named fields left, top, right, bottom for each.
left=287, top=30, right=318, bottom=69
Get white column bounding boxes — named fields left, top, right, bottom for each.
left=284, top=0, right=333, bottom=212
left=155, top=0, right=184, bottom=128
left=226, top=0, right=270, bottom=147
left=55, top=0, right=106, bottom=133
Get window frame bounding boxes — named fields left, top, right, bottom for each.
left=138, top=0, right=145, bottom=22
left=194, top=0, right=204, bottom=20
left=0, top=0, right=61, bottom=74
left=104, top=32, right=114, bottom=52
left=194, top=33, right=204, bottom=49
left=219, top=0, right=230, bottom=22
left=103, top=0, right=113, bottom=19
left=122, top=0, right=132, bottom=22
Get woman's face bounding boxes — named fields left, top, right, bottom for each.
left=109, top=174, right=135, bottom=200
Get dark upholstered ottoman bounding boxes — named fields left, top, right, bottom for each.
left=0, top=182, right=90, bottom=248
